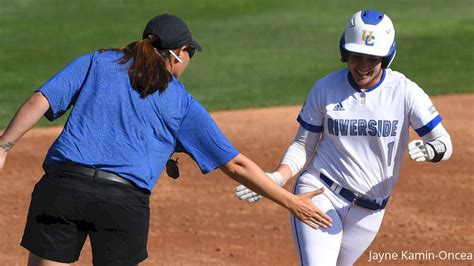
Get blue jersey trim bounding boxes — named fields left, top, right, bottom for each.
left=297, top=115, right=323, bottom=133
left=347, top=69, right=386, bottom=92
left=415, top=115, right=442, bottom=137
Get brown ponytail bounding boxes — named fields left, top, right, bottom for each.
left=105, top=34, right=172, bottom=97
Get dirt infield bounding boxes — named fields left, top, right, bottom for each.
left=1, top=94, right=472, bottom=265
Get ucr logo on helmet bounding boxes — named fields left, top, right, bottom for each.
left=362, top=30, right=375, bottom=46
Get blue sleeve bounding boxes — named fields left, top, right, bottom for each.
left=176, top=101, right=239, bottom=174
left=35, top=53, right=94, bottom=121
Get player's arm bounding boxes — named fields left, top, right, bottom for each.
left=406, top=80, right=453, bottom=163
left=0, top=92, right=50, bottom=170
left=408, top=123, right=452, bottom=163
left=277, top=126, right=321, bottom=182
left=235, top=126, right=321, bottom=202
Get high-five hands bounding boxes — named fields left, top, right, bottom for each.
left=234, top=171, right=332, bottom=229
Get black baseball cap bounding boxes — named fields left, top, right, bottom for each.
left=142, top=14, right=202, bottom=52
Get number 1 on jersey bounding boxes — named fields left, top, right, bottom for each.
left=387, top=141, right=395, bottom=167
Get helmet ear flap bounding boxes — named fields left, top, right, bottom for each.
left=339, top=34, right=349, bottom=62
left=381, top=41, right=396, bottom=68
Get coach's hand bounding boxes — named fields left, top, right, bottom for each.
left=235, top=172, right=284, bottom=203
left=291, top=188, right=332, bottom=229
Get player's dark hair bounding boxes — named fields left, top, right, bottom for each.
left=104, top=34, right=172, bottom=97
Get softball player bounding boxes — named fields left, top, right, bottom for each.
left=0, top=14, right=328, bottom=265
left=235, top=10, right=453, bottom=265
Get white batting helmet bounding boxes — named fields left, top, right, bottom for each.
left=339, top=10, right=396, bottom=68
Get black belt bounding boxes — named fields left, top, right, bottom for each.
left=45, top=164, right=137, bottom=188
left=319, top=173, right=389, bottom=211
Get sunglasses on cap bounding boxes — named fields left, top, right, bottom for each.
left=184, top=45, right=195, bottom=58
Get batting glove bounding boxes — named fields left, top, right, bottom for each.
left=234, top=172, right=284, bottom=203
left=408, top=140, right=435, bottom=162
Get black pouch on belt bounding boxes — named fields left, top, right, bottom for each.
left=166, top=157, right=180, bottom=179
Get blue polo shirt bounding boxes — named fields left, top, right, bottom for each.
left=37, top=50, right=239, bottom=191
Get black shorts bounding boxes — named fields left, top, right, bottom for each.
left=21, top=171, right=150, bottom=265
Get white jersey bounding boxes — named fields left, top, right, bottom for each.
left=298, top=68, right=441, bottom=199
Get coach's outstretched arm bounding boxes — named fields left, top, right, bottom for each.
left=0, top=92, right=50, bottom=170
left=221, top=153, right=332, bottom=229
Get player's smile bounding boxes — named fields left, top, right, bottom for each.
left=354, top=68, right=373, bottom=78
left=348, top=53, right=383, bottom=90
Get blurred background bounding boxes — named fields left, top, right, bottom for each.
left=1, top=0, right=473, bottom=127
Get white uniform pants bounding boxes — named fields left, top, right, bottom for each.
left=291, top=170, right=386, bottom=266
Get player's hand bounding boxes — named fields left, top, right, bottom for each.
left=408, top=140, right=434, bottom=162
left=235, top=172, right=284, bottom=203
left=291, top=188, right=332, bottom=229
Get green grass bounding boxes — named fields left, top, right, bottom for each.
left=1, top=0, right=473, bottom=128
